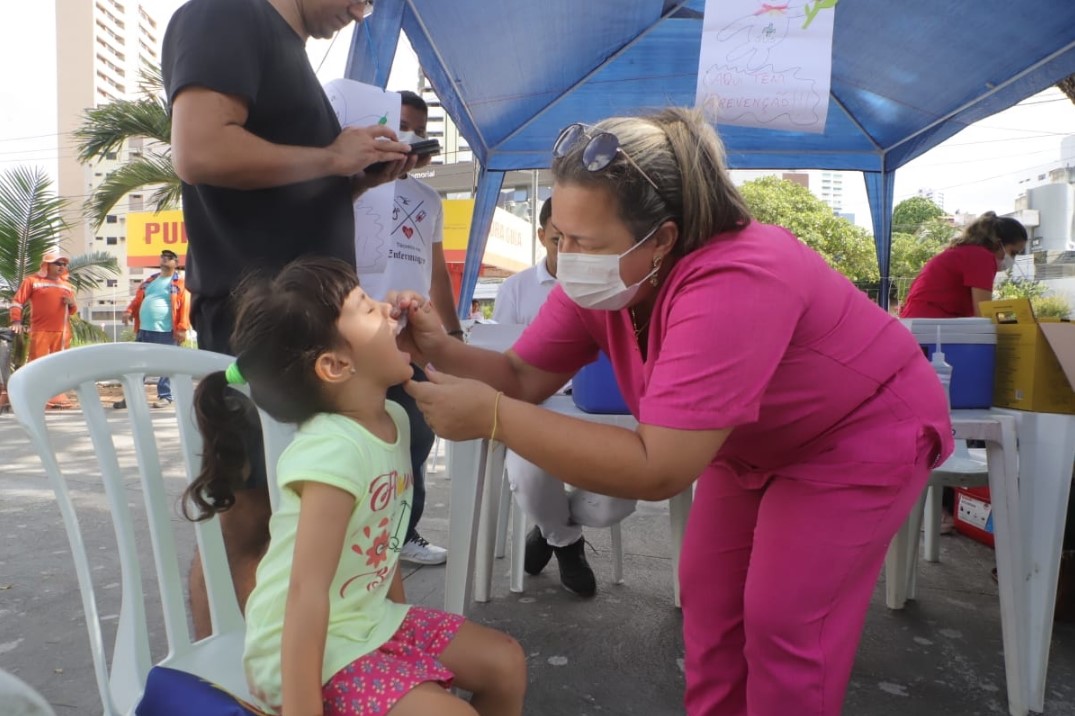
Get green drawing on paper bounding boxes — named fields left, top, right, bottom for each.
left=802, top=0, right=837, bottom=30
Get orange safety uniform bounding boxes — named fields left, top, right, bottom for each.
left=8, top=252, right=77, bottom=406
left=10, top=270, right=76, bottom=361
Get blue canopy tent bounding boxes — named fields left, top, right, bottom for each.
left=346, top=0, right=1075, bottom=314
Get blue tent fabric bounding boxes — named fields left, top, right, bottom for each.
left=347, top=0, right=1075, bottom=314
left=344, top=3, right=403, bottom=88
left=864, top=170, right=896, bottom=305
left=465, top=168, right=507, bottom=311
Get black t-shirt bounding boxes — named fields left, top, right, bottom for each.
left=162, top=0, right=353, bottom=298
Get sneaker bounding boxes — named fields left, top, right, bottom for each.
left=523, top=526, right=554, bottom=576
left=112, top=399, right=126, bottom=409
left=553, top=537, right=596, bottom=598
left=152, top=397, right=174, bottom=408
left=400, top=534, right=447, bottom=565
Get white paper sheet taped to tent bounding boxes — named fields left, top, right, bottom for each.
left=695, top=0, right=837, bottom=134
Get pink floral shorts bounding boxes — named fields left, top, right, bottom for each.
left=321, top=606, right=465, bottom=716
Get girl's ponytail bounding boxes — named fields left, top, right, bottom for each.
left=182, top=369, right=254, bottom=521
left=178, top=256, right=362, bottom=522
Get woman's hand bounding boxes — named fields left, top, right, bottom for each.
left=387, top=290, right=450, bottom=364
left=404, top=367, right=500, bottom=441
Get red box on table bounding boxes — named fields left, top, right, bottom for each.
left=954, top=486, right=995, bottom=548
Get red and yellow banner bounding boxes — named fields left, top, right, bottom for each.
left=442, top=200, right=531, bottom=272
left=126, top=210, right=187, bottom=267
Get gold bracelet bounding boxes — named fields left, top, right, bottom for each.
left=491, top=391, right=504, bottom=440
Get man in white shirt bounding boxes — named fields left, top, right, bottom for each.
left=492, top=199, right=558, bottom=325
left=350, top=90, right=463, bottom=564
left=493, top=199, right=637, bottom=597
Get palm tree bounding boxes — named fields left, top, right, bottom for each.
left=1059, top=74, right=1075, bottom=105
left=0, top=166, right=119, bottom=367
left=75, top=63, right=180, bottom=228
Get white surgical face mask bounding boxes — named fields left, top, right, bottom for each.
left=998, top=254, right=1015, bottom=272
left=557, top=223, right=662, bottom=311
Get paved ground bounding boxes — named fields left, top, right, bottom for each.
left=2, top=408, right=1075, bottom=715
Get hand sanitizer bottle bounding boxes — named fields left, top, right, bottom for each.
left=931, top=326, right=953, bottom=408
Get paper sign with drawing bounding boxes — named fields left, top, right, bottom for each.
left=695, top=0, right=837, bottom=134
left=323, top=78, right=402, bottom=275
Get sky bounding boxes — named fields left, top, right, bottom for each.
left=2, top=0, right=1074, bottom=233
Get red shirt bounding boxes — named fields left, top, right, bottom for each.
left=900, top=245, right=997, bottom=318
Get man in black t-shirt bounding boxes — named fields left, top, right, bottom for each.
left=163, top=0, right=415, bottom=638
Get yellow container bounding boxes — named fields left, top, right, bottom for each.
left=980, top=298, right=1075, bottom=414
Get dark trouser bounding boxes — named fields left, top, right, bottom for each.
left=190, top=295, right=269, bottom=490
left=387, top=364, right=436, bottom=543
left=136, top=329, right=177, bottom=400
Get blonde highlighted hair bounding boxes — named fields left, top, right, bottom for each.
left=550, top=107, right=751, bottom=256
left=950, top=211, right=1027, bottom=252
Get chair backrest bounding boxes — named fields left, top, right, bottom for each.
left=8, top=343, right=295, bottom=715
left=0, top=668, right=57, bottom=716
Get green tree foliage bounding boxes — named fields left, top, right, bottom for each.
left=995, top=276, right=1048, bottom=302
left=888, top=218, right=956, bottom=302
left=995, top=274, right=1071, bottom=319
left=75, top=63, right=179, bottom=229
left=892, top=196, right=945, bottom=235
left=1031, top=295, right=1072, bottom=319
left=739, top=176, right=879, bottom=284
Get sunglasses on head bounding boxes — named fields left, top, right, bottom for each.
left=553, top=123, right=668, bottom=203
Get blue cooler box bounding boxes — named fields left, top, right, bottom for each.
left=572, top=351, right=631, bottom=414
left=900, top=318, right=997, bottom=409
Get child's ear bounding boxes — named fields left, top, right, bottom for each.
left=314, top=351, right=355, bottom=384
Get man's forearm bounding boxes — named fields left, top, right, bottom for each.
left=430, top=280, right=462, bottom=335
left=174, top=125, right=341, bottom=190
left=430, top=245, right=462, bottom=335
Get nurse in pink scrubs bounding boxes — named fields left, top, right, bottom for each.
left=399, top=108, right=953, bottom=716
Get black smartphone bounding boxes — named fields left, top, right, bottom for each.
left=409, top=138, right=440, bottom=157
left=366, top=138, right=442, bottom=174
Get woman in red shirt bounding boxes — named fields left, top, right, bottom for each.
left=900, top=211, right=1027, bottom=531
left=900, top=212, right=1028, bottom=319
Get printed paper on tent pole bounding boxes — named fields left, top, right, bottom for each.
left=695, top=0, right=837, bottom=134
left=323, top=78, right=402, bottom=275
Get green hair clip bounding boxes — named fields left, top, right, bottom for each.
left=225, top=362, right=246, bottom=386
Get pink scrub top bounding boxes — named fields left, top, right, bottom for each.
left=513, top=221, right=953, bottom=487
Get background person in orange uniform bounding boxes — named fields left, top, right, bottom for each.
left=8, top=249, right=78, bottom=408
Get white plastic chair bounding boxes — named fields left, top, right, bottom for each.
left=8, top=343, right=295, bottom=715
left=492, top=465, right=694, bottom=605
left=0, top=668, right=57, bottom=716
left=466, top=324, right=693, bottom=606
left=491, top=468, right=627, bottom=589
left=885, top=440, right=989, bottom=609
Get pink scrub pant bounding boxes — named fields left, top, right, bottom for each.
left=679, top=430, right=937, bottom=716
